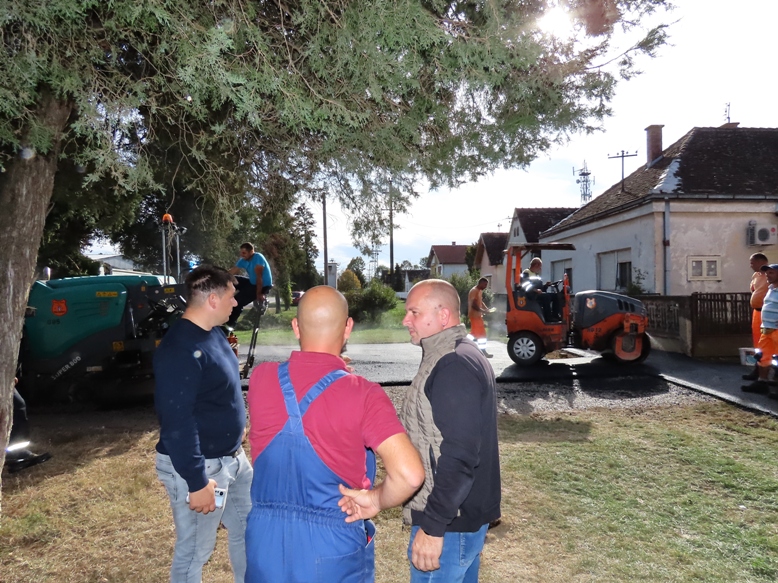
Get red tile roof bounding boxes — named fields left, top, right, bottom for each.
left=429, top=244, right=469, bottom=265
left=476, top=232, right=509, bottom=266
left=545, top=126, right=778, bottom=236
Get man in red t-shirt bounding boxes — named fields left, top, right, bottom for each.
left=245, top=286, right=424, bottom=582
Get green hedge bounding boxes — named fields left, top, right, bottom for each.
left=345, top=280, right=397, bottom=323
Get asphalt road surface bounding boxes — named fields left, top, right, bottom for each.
left=243, top=340, right=778, bottom=417
left=247, top=340, right=656, bottom=386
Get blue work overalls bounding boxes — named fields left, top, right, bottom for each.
left=245, top=363, right=377, bottom=583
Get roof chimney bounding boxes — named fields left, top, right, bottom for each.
left=645, top=124, right=664, bottom=168
left=452, top=241, right=456, bottom=245
left=720, top=122, right=740, bottom=129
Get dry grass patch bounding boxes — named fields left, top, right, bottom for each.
left=0, top=403, right=234, bottom=583
left=2, top=399, right=777, bottom=583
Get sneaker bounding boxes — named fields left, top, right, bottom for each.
left=481, top=350, right=493, bottom=359
left=742, top=368, right=759, bottom=381
left=741, top=380, right=769, bottom=394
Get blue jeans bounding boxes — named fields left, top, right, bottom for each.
left=156, top=450, right=253, bottom=583
left=407, top=524, right=489, bottom=583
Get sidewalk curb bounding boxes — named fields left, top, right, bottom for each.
left=656, top=373, right=778, bottom=417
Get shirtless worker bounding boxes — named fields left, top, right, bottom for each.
left=744, top=253, right=769, bottom=381
left=468, top=277, right=493, bottom=358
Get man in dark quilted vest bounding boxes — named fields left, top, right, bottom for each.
left=400, top=279, right=501, bottom=582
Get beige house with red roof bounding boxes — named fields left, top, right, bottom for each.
left=540, top=123, right=778, bottom=294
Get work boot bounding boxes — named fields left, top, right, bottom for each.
left=481, top=349, right=493, bottom=359
left=742, top=367, right=759, bottom=381
left=741, top=380, right=769, bottom=394
left=4, top=450, right=51, bottom=473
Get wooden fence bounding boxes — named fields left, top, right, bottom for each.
left=636, top=293, right=751, bottom=358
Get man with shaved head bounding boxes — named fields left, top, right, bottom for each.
left=244, top=286, right=424, bottom=582
left=401, top=279, right=501, bottom=582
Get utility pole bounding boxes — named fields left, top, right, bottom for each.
left=608, top=150, right=637, bottom=192
left=322, top=192, right=328, bottom=286
left=381, top=179, right=395, bottom=275
left=388, top=186, right=394, bottom=275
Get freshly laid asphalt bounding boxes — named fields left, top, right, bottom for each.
left=244, top=340, right=778, bottom=417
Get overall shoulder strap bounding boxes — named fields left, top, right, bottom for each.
left=277, top=361, right=303, bottom=433
left=298, top=369, right=349, bottom=416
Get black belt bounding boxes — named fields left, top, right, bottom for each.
left=755, top=307, right=762, bottom=312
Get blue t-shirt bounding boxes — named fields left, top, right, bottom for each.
left=762, top=286, right=778, bottom=329
left=236, top=252, right=272, bottom=287
left=154, top=319, right=246, bottom=492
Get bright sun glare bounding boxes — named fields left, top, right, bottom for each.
left=538, top=6, right=575, bottom=39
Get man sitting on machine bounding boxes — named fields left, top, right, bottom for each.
left=227, top=242, right=273, bottom=328
left=520, top=257, right=560, bottom=322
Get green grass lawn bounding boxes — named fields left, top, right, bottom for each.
left=234, top=302, right=410, bottom=345
left=484, top=403, right=778, bottom=582
left=232, top=302, right=508, bottom=346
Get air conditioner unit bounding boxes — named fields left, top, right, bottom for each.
left=747, top=222, right=778, bottom=246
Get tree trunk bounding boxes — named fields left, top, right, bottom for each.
left=0, top=93, right=72, bottom=513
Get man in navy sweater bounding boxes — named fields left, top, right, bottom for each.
left=154, top=265, right=253, bottom=583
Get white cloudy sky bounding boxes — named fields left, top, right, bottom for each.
left=311, top=0, right=778, bottom=274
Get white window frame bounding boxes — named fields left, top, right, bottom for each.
left=551, top=259, right=573, bottom=290
left=597, top=248, right=631, bottom=291
left=687, top=256, right=721, bottom=281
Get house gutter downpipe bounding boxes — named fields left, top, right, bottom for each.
left=663, top=197, right=670, bottom=295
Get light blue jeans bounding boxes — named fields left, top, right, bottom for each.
left=408, top=524, right=489, bottom=583
left=156, top=450, right=253, bottom=583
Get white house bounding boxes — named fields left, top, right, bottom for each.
left=87, top=253, right=146, bottom=275
left=427, top=243, right=469, bottom=278
left=540, top=123, right=778, bottom=294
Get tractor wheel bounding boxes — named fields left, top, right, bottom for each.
left=508, top=332, right=544, bottom=366
left=610, top=332, right=651, bottom=364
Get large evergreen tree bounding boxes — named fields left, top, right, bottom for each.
left=0, top=0, right=670, bottom=502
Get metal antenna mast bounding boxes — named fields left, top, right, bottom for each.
left=608, top=150, right=638, bottom=192
left=724, top=102, right=731, bottom=123
left=573, top=161, right=594, bottom=205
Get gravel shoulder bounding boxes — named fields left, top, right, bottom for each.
left=383, top=377, right=717, bottom=416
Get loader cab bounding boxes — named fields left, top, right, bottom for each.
left=504, top=243, right=576, bottom=365
left=511, top=279, right=547, bottom=323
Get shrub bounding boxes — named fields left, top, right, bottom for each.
left=625, top=268, right=648, bottom=296
left=281, top=281, right=293, bottom=310
left=345, top=280, right=397, bottom=323
left=338, top=269, right=362, bottom=293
